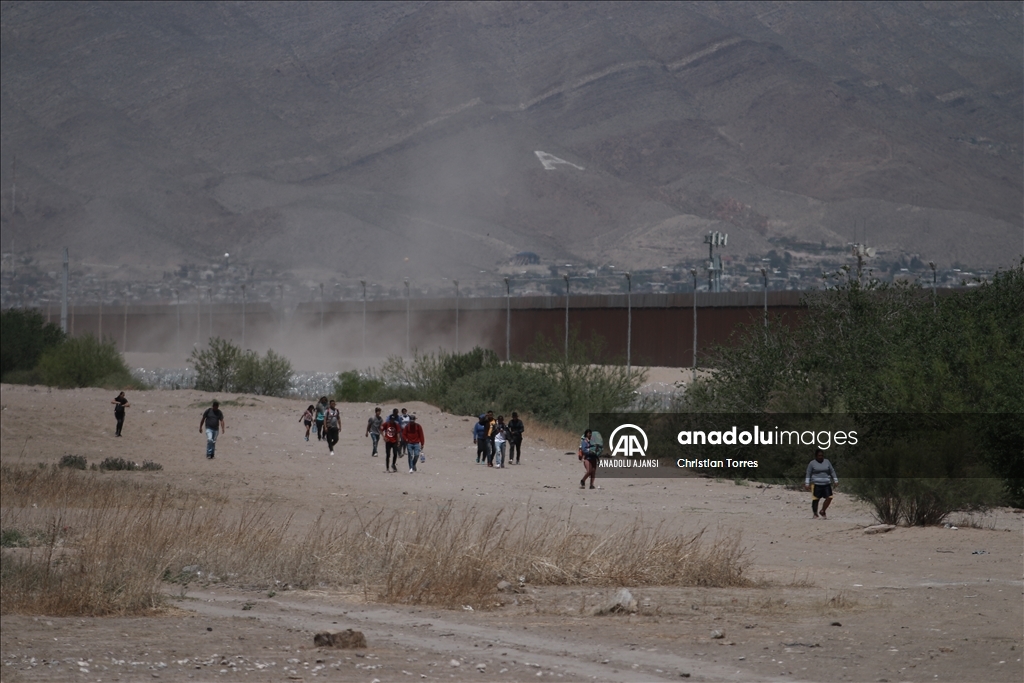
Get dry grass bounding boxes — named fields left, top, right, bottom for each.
left=527, top=422, right=579, bottom=452
left=1, top=465, right=752, bottom=616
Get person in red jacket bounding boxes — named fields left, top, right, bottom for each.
left=402, top=414, right=425, bottom=473
left=381, top=414, right=401, bottom=473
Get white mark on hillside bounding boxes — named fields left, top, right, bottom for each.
left=535, top=151, right=584, bottom=171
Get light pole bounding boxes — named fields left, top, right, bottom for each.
left=760, top=267, right=768, bottom=329
left=504, top=277, right=511, bottom=362
left=690, top=268, right=698, bottom=383
left=196, top=288, right=201, bottom=345
left=404, top=278, right=410, bottom=357
left=241, top=284, right=246, bottom=349
left=360, top=280, right=367, bottom=357
left=563, top=274, right=570, bottom=362
left=453, top=280, right=460, bottom=354
left=928, top=261, right=937, bottom=311
left=174, top=289, right=180, bottom=357
left=625, top=272, right=632, bottom=375
left=122, top=285, right=129, bottom=353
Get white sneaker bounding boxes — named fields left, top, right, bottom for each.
left=330, top=451, right=335, bottom=456
left=409, top=468, right=414, bottom=473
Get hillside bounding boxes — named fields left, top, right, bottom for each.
left=1, top=1, right=1021, bottom=285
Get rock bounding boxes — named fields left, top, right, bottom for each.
left=313, top=629, right=366, bottom=649
left=711, top=630, right=725, bottom=639
left=592, top=588, right=638, bottom=615
left=497, top=580, right=513, bottom=592
left=831, top=621, right=842, bottom=627
left=863, top=524, right=896, bottom=534
left=449, top=659, right=461, bottom=667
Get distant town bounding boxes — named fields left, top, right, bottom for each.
left=0, top=236, right=996, bottom=312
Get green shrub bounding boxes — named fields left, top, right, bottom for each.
left=190, top=338, right=293, bottom=397
left=58, top=455, right=87, bottom=470
left=36, top=334, right=140, bottom=389
left=0, top=308, right=65, bottom=379
left=139, top=461, right=163, bottom=471
left=444, top=364, right=565, bottom=420
left=190, top=337, right=241, bottom=392
left=1, top=529, right=30, bottom=548
left=334, top=370, right=386, bottom=403
left=99, top=457, right=134, bottom=471
left=235, top=349, right=293, bottom=396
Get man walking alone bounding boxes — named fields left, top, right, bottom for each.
left=200, top=400, right=226, bottom=459
left=805, top=448, right=839, bottom=519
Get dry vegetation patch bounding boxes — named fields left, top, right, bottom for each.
left=1, top=464, right=753, bottom=616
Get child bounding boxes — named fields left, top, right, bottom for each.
left=300, top=405, right=314, bottom=441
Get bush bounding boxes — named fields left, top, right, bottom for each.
left=190, top=338, right=293, bottom=397
left=37, top=334, right=140, bottom=389
left=58, top=455, right=87, bottom=470
left=0, top=308, right=65, bottom=380
left=190, top=337, right=242, bottom=392
left=444, top=363, right=565, bottom=420
left=99, top=457, right=134, bottom=471
left=334, top=370, right=386, bottom=403
left=235, top=349, right=293, bottom=396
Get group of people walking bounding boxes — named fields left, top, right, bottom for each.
left=472, top=411, right=525, bottom=468
left=113, top=391, right=839, bottom=518
left=364, top=406, right=425, bottom=473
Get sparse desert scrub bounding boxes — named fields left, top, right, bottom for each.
left=1, top=465, right=752, bottom=615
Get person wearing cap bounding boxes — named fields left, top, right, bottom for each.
left=402, top=414, right=425, bottom=473
left=473, top=414, right=490, bottom=464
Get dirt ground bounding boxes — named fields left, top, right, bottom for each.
left=1, top=383, right=1021, bottom=683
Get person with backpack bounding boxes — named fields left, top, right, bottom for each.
left=314, top=396, right=328, bottom=441
left=579, top=429, right=598, bottom=489
left=324, top=399, right=341, bottom=456
left=473, top=414, right=490, bottom=464
left=199, top=400, right=226, bottom=459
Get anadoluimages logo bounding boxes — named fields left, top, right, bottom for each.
left=609, top=424, right=649, bottom=457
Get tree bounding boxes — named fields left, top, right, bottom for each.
left=1, top=308, right=65, bottom=380
left=190, top=337, right=242, bottom=392
left=37, top=334, right=139, bottom=389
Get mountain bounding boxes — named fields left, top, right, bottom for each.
left=1, top=1, right=1021, bottom=284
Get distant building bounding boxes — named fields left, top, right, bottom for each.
left=511, top=251, right=540, bottom=266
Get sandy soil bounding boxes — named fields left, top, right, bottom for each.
left=1, top=384, right=1021, bottom=683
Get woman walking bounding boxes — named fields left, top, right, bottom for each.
left=579, top=429, right=598, bottom=489
left=300, top=405, right=314, bottom=441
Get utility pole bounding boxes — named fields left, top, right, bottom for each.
left=122, top=285, right=129, bottom=353
left=704, top=231, right=728, bottom=292
left=360, top=280, right=367, bottom=357
left=760, top=267, right=768, bottom=329
left=690, top=268, right=698, bottom=383
left=453, top=280, right=460, bottom=354
left=504, top=277, right=511, bottom=362
left=929, top=261, right=937, bottom=311
left=404, top=279, right=411, bottom=357
left=174, top=289, right=180, bottom=357
left=60, top=248, right=68, bottom=334
left=624, top=272, right=632, bottom=375
left=241, top=284, right=246, bottom=349
left=563, top=274, right=570, bottom=363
